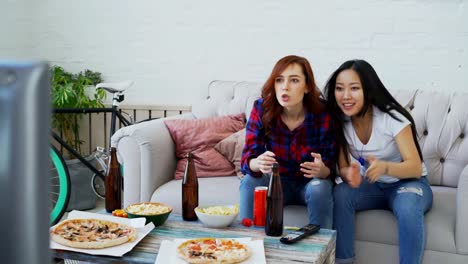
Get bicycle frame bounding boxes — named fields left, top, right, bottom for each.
left=52, top=106, right=132, bottom=179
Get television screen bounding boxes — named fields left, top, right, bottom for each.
left=0, top=61, right=50, bottom=264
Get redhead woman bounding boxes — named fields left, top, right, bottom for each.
left=324, top=59, right=433, bottom=264
left=239, top=55, right=336, bottom=228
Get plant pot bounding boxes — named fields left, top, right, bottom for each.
left=65, top=156, right=98, bottom=211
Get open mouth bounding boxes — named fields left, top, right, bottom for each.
left=342, top=103, right=355, bottom=111
left=281, top=94, right=290, bottom=101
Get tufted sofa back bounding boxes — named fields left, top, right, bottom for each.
left=191, top=81, right=263, bottom=120
left=192, top=80, right=468, bottom=188
left=411, top=91, right=468, bottom=187
left=191, top=80, right=417, bottom=120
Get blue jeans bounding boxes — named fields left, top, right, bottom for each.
left=239, top=174, right=334, bottom=229
left=334, top=176, right=433, bottom=264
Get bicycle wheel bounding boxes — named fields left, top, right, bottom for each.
left=91, top=172, right=106, bottom=199
left=49, top=146, right=71, bottom=225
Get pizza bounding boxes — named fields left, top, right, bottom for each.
left=177, top=238, right=251, bottom=264
left=50, top=218, right=137, bottom=249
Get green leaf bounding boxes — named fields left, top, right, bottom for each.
left=51, top=65, right=107, bottom=155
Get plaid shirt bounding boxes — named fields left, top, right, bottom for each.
left=241, top=99, right=336, bottom=178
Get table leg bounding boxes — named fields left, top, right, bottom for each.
left=324, top=247, right=335, bottom=264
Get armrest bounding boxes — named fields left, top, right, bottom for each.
left=111, top=113, right=195, bottom=207
left=456, top=164, right=468, bottom=254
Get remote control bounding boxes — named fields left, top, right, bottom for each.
left=280, top=224, right=320, bottom=244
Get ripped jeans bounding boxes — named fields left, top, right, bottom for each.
left=334, top=176, right=433, bottom=264
left=239, top=174, right=334, bottom=228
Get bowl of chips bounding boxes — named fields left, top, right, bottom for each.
left=195, top=204, right=239, bottom=228
left=125, top=202, right=172, bottom=226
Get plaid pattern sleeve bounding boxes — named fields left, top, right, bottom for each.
left=315, top=113, right=336, bottom=173
left=241, top=99, right=265, bottom=177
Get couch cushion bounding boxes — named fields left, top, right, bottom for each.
left=437, top=93, right=468, bottom=187
left=214, top=128, right=246, bottom=179
left=410, top=91, right=468, bottom=188
left=283, top=205, right=309, bottom=227
left=410, top=91, right=451, bottom=186
left=354, top=186, right=457, bottom=253
left=151, top=176, right=241, bottom=215
left=151, top=176, right=311, bottom=226
left=164, top=114, right=245, bottom=179
left=389, top=88, right=417, bottom=110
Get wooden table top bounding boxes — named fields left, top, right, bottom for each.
left=52, top=215, right=336, bottom=263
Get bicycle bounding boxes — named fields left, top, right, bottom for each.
left=91, top=146, right=110, bottom=199
left=49, top=81, right=134, bottom=225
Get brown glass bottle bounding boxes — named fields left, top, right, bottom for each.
left=265, top=162, right=284, bottom=236
left=182, top=152, right=198, bottom=221
left=105, top=147, right=122, bottom=212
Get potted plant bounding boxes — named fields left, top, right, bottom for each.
left=51, top=65, right=107, bottom=210
left=51, top=65, right=106, bottom=156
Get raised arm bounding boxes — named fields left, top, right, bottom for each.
left=365, top=125, right=422, bottom=182
left=240, top=100, right=272, bottom=176
left=337, top=147, right=362, bottom=188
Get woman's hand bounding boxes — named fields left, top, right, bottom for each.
left=251, top=151, right=276, bottom=174
left=300, top=152, right=329, bottom=178
left=341, top=162, right=362, bottom=188
left=365, top=155, right=388, bottom=183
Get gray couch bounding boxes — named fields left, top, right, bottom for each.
left=112, top=80, right=468, bottom=264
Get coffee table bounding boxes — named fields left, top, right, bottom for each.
left=52, top=215, right=336, bottom=263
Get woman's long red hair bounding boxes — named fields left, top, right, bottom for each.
left=261, top=55, right=324, bottom=134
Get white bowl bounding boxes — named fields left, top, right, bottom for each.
left=195, top=205, right=239, bottom=228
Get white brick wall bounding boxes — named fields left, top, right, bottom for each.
left=2, top=0, right=467, bottom=105
left=0, top=0, right=34, bottom=59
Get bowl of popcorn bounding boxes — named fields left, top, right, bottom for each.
left=125, top=202, right=172, bottom=226
left=195, top=204, right=239, bottom=228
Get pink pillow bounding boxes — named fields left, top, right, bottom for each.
left=214, top=128, right=246, bottom=179
left=164, top=113, right=245, bottom=179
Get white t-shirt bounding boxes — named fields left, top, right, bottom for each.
left=343, top=106, right=427, bottom=183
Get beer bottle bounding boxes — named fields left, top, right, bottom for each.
left=182, top=152, right=198, bottom=221
left=105, top=147, right=122, bottom=212
left=265, top=162, right=283, bottom=236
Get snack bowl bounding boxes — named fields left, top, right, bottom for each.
left=125, top=202, right=172, bottom=226
left=195, top=205, right=239, bottom=228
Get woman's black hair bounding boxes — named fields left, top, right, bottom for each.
left=323, top=59, right=423, bottom=165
